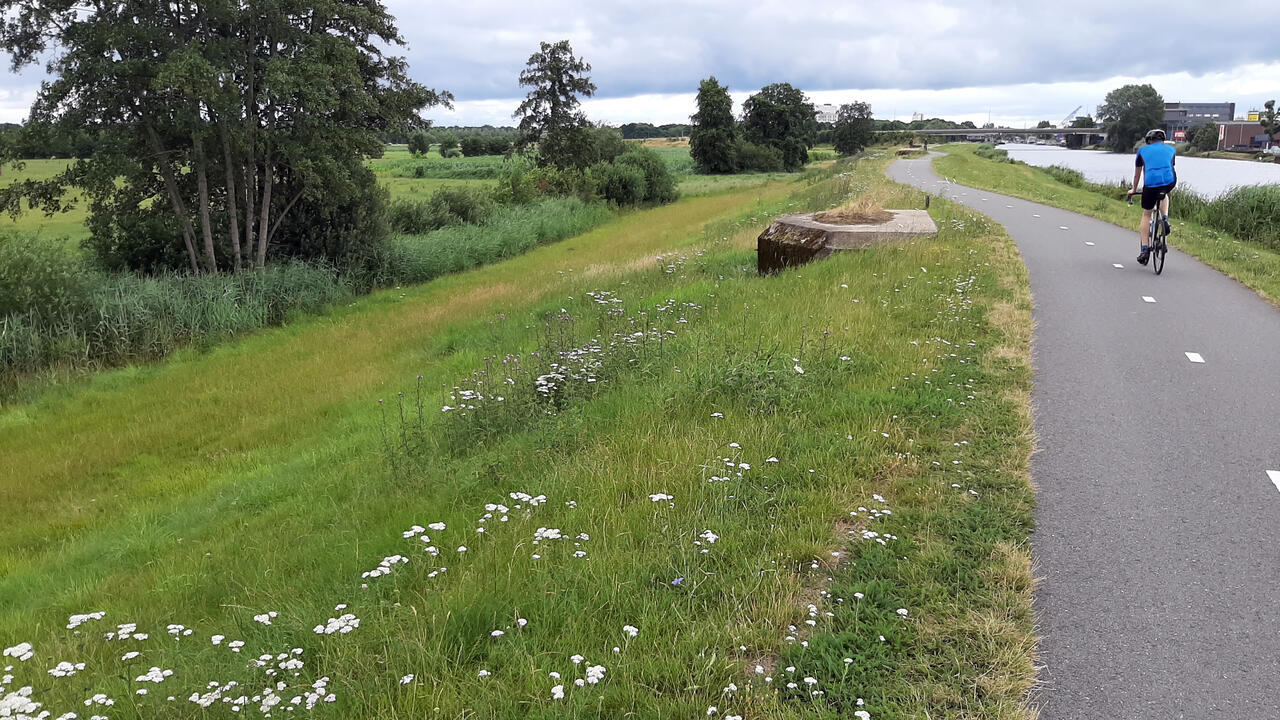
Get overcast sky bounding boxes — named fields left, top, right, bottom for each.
left=2, top=0, right=1277, bottom=127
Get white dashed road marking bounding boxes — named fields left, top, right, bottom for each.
left=1059, top=226, right=1069, bottom=230
left=1185, top=352, right=1205, bottom=364
left=1143, top=296, right=1157, bottom=303
left=1033, top=214, right=1041, bottom=218
left=1268, top=470, right=1280, bottom=493
left=1085, top=242, right=1096, bottom=246
left=1113, top=264, right=1125, bottom=269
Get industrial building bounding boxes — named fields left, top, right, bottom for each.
left=1163, top=102, right=1235, bottom=137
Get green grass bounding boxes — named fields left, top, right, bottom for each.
left=0, top=158, right=87, bottom=242
left=0, top=155, right=1037, bottom=718
left=0, top=151, right=491, bottom=242
left=935, top=143, right=1280, bottom=304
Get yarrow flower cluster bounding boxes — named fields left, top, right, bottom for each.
left=66, top=612, right=106, bottom=631
left=47, top=661, right=86, bottom=678
left=2, top=643, right=33, bottom=662
left=313, top=611, right=360, bottom=635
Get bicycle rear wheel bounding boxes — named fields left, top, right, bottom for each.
left=1152, top=226, right=1167, bottom=275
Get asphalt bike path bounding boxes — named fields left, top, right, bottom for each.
left=888, top=155, right=1280, bottom=719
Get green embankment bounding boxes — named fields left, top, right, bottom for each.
left=0, top=154, right=1038, bottom=719
left=934, top=143, right=1280, bottom=304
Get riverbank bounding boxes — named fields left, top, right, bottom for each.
left=995, top=143, right=1280, bottom=198
left=0, top=154, right=1040, bottom=718
left=935, top=144, right=1280, bottom=304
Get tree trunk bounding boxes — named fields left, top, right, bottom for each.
left=192, top=135, right=218, bottom=273
left=145, top=123, right=201, bottom=274
left=255, top=150, right=273, bottom=269
left=220, top=128, right=243, bottom=271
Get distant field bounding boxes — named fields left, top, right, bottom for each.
left=1, top=145, right=842, bottom=241
left=0, top=158, right=86, bottom=241
left=640, top=137, right=689, bottom=149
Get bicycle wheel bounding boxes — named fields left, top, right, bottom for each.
left=1152, top=229, right=1166, bottom=275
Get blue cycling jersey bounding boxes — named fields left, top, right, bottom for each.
left=1136, top=142, right=1177, bottom=187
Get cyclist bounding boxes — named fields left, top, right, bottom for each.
left=1126, top=129, right=1176, bottom=266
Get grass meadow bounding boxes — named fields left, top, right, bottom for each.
left=1, top=153, right=1038, bottom=718
left=934, top=143, right=1280, bottom=304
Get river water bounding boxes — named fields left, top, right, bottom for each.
left=995, top=143, right=1280, bottom=198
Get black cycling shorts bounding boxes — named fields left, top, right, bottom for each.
left=1141, top=182, right=1175, bottom=211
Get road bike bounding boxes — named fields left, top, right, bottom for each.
left=1128, top=190, right=1169, bottom=275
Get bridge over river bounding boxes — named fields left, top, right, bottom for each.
left=877, top=127, right=1107, bottom=146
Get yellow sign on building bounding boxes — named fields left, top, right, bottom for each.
left=1247, top=111, right=1260, bottom=122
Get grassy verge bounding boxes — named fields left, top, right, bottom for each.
left=0, top=197, right=615, bottom=401
left=934, top=143, right=1280, bottom=303
left=1, top=155, right=1036, bottom=719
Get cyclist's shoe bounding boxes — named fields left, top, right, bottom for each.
left=1161, top=217, right=1172, bottom=236
left=1137, top=247, right=1150, bottom=266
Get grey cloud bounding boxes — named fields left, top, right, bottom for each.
left=389, top=0, right=1278, bottom=102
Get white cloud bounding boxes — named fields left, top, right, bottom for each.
left=429, top=62, right=1280, bottom=128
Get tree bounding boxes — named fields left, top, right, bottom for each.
left=0, top=0, right=449, bottom=273
left=741, top=83, right=816, bottom=172
left=1260, top=100, right=1279, bottom=141
left=1036, top=120, right=1054, bottom=128
left=832, top=102, right=874, bottom=156
left=1190, top=122, right=1219, bottom=152
left=408, top=133, right=432, bottom=157
left=513, top=40, right=596, bottom=169
left=1097, top=84, right=1164, bottom=152
left=689, top=77, right=738, bottom=174
left=1070, top=116, right=1096, bottom=128
left=460, top=137, right=487, bottom=156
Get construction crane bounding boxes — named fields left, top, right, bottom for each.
left=1060, top=105, right=1083, bottom=127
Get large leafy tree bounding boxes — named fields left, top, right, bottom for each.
left=0, top=0, right=449, bottom=273
left=832, top=101, right=874, bottom=157
left=1097, top=84, right=1164, bottom=152
left=689, top=76, right=738, bottom=174
left=741, top=83, right=816, bottom=171
left=513, top=40, right=596, bottom=169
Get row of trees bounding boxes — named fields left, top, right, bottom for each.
left=689, top=79, right=874, bottom=174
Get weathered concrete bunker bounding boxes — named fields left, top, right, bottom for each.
left=757, top=210, right=938, bottom=275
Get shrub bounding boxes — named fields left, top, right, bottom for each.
left=0, top=232, right=101, bottom=317
left=491, top=157, right=540, bottom=206
left=974, top=144, right=1016, bottom=163
left=485, top=137, right=512, bottom=156
left=407, top=132, right=431, bottom=157
left=460, top=137, right=487, bottom=157
left=271, top=165, right=392, bottom=271
left=589, top=126, right=629, bottom=164
left=388, top=186, right=495, bottom=234
left=590, top=161, right=647, bottom=206
left=429, top=186, right=495, bottom=226
left=615, top=147, right=679, bottom=204
left=736, top=141, right=784, bottom=172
